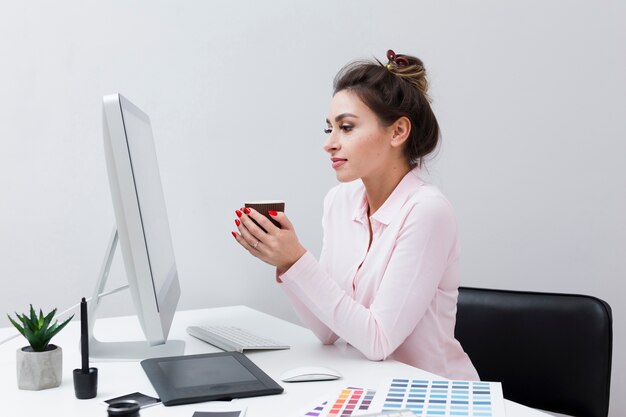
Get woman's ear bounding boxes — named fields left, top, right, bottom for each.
left=390, top=116, right=411, bottom=148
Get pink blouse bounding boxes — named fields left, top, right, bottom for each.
left=279, top=168, right=479, bottom=380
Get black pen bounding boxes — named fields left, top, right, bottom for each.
left=73, top=296, right=98, bottom=399
left=81, top=297, right=89, bottom=372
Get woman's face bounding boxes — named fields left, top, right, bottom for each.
left=324, top=90, right=395, bottom=183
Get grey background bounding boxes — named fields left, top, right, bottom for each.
left=1, top=1, right=624, bottom=415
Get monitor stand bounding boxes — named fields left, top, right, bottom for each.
left=87, top=228, right=185, bottom=360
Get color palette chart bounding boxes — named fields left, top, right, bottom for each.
left=301, top=387, right=376, bottom=417
left=323, top=387, right=376, bottom=416
left=368, top=379, right=505, bottom=417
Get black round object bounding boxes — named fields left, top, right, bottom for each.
left=107, top=400, right=140, bottom=416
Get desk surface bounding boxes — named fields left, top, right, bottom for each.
left=0, top=306, right=549, bottom=417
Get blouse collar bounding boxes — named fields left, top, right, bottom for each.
left=352, top=167, right=425, bottom=226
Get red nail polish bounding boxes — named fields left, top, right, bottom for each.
left=231, top=231, right=237, bottom=238
left=268, top=210, right=277, bottom=216
left=235, top=210, right=242, bottom=218
left=244, top=208, right=251, bottom=214
left=235, top=219, right=240, bottom=226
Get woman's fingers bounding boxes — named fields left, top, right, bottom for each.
left=234, top=209, right=265, bottom=250
left=234, top=207, right=281, bottom=251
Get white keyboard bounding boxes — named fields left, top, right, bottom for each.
left=358, top=410, right=415, bottom=417
left=186, top=325, right=290, bottom=353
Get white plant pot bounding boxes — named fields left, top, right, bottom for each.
left=16, top=344, right=63, bottom=390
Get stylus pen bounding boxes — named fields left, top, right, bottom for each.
left=73, top=296, right=97, bottom=399
left=81, top=297, right=89, bottom=372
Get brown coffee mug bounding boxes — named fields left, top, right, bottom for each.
left=244, top=200, right=285, bottom=230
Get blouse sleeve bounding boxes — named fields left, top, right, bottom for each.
left=278, top=196, right=457, bottom=361
left=278, top=188, right=340, bottom=344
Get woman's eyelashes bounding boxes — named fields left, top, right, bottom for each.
left=324, top=124, right=354, bottom=134
left=340, top=124, right=353, bottom=132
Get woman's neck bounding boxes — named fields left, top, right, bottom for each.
left=363, top=162, right=412, bottom=216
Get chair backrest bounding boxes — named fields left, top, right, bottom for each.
left=455, top=287, right=612, bottom=417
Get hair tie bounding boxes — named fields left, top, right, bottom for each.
left=386, top=49, right=409, bottom=69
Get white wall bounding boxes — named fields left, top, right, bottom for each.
left=1, top=1, right=624, bottom=415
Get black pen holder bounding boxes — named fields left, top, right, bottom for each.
left=73, top=367, right=98, bottom=399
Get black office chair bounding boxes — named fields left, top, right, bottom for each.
left=455, top=287, right=612, bottom=417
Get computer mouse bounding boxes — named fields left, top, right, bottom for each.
left=279, top=366, right=342, bottom=382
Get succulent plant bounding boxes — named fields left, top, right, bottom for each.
left=7, top=305, right=73, bottom=352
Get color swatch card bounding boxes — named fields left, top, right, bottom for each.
left=299, top=387, right=376, bottom=417
left=366, top=379, right=505, bottom=417
left=321, top=387, right=376, bottom=417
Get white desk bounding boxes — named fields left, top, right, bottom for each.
left=0, top=306, right=549, bottom=417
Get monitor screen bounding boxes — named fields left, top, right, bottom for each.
left=117, top=96, right=178, bottom=315
left=97, top=93, right=183, bottom=357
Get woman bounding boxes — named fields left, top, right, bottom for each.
left=232, top=50, right=478, bottom=380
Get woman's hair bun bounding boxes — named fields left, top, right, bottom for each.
left=383, top=50, right=430, bottom=101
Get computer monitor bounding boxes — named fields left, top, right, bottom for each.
left=88, top=93, right=185, bottom=360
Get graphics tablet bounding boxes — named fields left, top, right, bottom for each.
left=140, top=351, right=283, bottom=406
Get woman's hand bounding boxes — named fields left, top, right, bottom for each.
left=232, top=208, right=307, bottom=274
